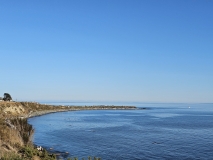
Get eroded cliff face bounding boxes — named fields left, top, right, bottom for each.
left=0, top=101, right=54, bottom=117
left=0, top=103, right=31, bottom=157
left=0, top=101, right=61, bottom=158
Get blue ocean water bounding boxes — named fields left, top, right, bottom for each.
left=28, top=103, right=213, bottom=160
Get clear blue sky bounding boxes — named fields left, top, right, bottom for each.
left=0, top=0, right=212, bottom=103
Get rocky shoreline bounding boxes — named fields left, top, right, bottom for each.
left=28, top=106, right=137, bottom=118
left=28, top=105, right=137, bottom=117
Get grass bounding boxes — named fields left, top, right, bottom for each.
left=0, top=152, right=23, bottom=160
left=0, top=145, right=56, bottom=160
left=19, top=146, right=56, bottom=160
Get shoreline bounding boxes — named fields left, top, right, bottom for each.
left=28, top=106, right=139, bottom=159
left=0, top=101, right=139, bottom=159
left=27, top=106, right=138, bottom=118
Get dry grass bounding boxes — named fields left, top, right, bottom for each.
left=0, top=118, right=34, bottom=159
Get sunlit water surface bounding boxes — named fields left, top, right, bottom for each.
left=28, top=103, right=213, bottom=160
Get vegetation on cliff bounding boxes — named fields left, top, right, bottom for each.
left=0, top=102, right=63, bottom=160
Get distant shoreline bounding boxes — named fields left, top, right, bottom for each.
left=28, top=105, right=138, bottom=118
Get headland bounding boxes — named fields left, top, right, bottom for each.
left=0, top=101, right=137, bottom=159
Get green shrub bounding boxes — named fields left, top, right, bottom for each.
left=0, top=153, right=24, bottom=160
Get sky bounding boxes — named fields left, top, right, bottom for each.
left=0, top=0, right=213, bottom=103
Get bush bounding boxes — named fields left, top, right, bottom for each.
left=19, top=146, right=56, bottom=160
left=0, top=153, right=24, bottom=160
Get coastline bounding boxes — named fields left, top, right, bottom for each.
left=27, top=105, right=138, bottom=118
left=0, top=101, right=138, bottom=159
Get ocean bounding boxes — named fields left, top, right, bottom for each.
left=28, top=103, right=213, bottom=160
